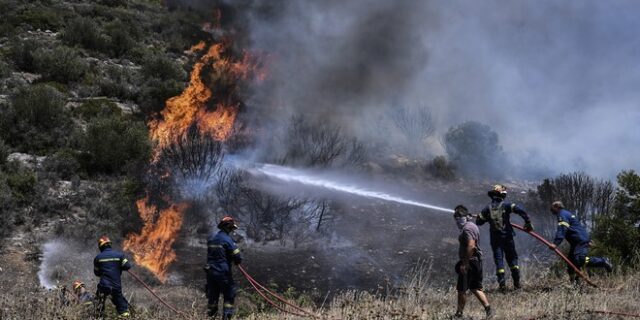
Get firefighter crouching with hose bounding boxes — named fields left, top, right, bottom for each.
left=206, top=216, right=243, bottom=319
left=548, top=201, right=613, bottom=283
left=476, top=184, right=533, bottom=292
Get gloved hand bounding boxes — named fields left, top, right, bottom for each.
left=524, top=221, right=534, bottom=232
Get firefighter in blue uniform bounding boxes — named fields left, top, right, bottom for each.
left=548, top=201, right=613, bottom=282
left=93, top=235, right=132, bottom=318
left=476, top=185, right=534, bottom=291
left=206, top=216, right=243, bottom=319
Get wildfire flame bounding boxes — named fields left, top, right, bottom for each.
left=123, top=198, right=189, bottom=282
left=124, top=38, right=264, bottom=281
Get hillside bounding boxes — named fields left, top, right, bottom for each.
left=1, top=1, right=640, bottom=320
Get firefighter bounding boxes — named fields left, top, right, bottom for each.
left=72, top=280, right=95, bottom=305
left=454, top=205, right=492, bottom=319
left=206, top=216, right=243, bottom=319
left=93, top=235, right=132, bottom=318
left=548, top=201, right=613, bottom=283
left=476, top=184, right=534, bottom=291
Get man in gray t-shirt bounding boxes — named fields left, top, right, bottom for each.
left=454, top=205, right=492, bottom=319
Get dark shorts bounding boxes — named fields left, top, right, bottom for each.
left=456, top=259, right=483, bottom=292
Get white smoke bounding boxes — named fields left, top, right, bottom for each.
left=38, top=239, right=95, bottom=289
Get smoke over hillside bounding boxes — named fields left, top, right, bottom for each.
left=172, top=0, right=640, bottom=178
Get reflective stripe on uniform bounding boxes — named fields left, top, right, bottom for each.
left=232, top=248, right=240, bottom=255
left=510, top=265, right=519, bottom=270
left=223, top=303, right=234, bottom=308
left=585, top=257, right=590, bottom=264
left=121, top=258, right=128, bottom=266
left=497, top=269, right=505, bottom=274
left=558, top=221, right=570, bottom=227
left=511, top=203, right=516, bottom=211
left=98, top=258, right=121, bottom=263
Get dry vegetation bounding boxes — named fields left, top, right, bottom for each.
left=2, top=254, right=639, bottom=320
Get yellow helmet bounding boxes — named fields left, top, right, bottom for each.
left=488, top=184, right=507, bottom=199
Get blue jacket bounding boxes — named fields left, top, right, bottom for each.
left=207, top=230, right=242, bottom=273
left=477, top=199, right=531, bottom=237
left=93, top=247, right=131, bottom=290
left=553, top=209, right=590, bottom=246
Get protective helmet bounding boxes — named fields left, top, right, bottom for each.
left=217, top=216, right=238, bottom=230
left=72, top=280, right=84, bottom=291
left=98, top=235, right=112, bottom=249
left=488, top=184, right=507, bottom=199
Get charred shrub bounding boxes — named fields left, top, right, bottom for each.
left=426, top=156, right=456, bottom=181
left=444, top=121, right=506, bottom=178
left=78, top=116, right=151, bottom=175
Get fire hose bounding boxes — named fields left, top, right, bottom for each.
left=509, top=223, right=598, bottom=288
left=238, top=265, right=322, bottom=319
left=126, top=270, right=186, bottom=317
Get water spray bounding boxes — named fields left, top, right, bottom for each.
left=248, top=163, right=455, bottom=214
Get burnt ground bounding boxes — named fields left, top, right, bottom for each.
left=168, top=176, right=557, bottom=302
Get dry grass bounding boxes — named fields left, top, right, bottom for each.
left=1, top=261, right=639, bottom=320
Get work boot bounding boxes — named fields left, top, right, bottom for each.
left=485, top=305, right=493, bottom=319
left=511, top=268, right=521, bottom=289
left=453, top=310, right=464, bottom=318
left=603, top=258, right=613, bottom=273
left=207, top=305, right=218, bottom=318
left=499, top=283, right=507, bottom=293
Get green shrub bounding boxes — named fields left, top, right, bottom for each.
left=42, top=149, right=81, bottom=180
left=592, top=170, right=640, bottom=267
left=0, top=172, right=16, bottom=240
left=426, top=156, right=456, bottom=181
left=61, top=17, right=105, bottom=51
left=141, top=53, right=185, bottom=81
left=138, top=78, right=183, bottom=115
left=9, top=38, right=40, bottom=72
left=32, top=45, right=88, bottom=83
left=11, top=84, right=65, bottom=129
left=6, top=169, right=36, bottom=205
left=0, top=139, right=9, bottom=166
left=73, top=99, right=121, bottom=120
left=96, top=65, right=138, bottom=100
left=15, top=5, right=65, bottom=31
left=2, top=84, right=73, bottom=153
left=79, top=116, right=150, bottom=174
left=105, top=22, right=135, bottom=56
left=0, top=60, right=11, bottom=79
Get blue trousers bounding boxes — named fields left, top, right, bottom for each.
left=95, top=285, right=129, bottom=316
left=490, top=233, right=520, bottom=285
left=207, top=269, right=236, bottom=318
left=568, top=242, right=607, bottom=276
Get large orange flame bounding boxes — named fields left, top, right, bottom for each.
left=125, top=38, right=264, bottom=281
left=123, top=198, right=189, bottom=282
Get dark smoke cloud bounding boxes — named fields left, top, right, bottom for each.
left=171, top=0, right=640, bottom=178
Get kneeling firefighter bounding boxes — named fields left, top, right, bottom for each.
left=206, top=216, right=243, bottom=319
left=476, top=185, right=534, bottom=291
